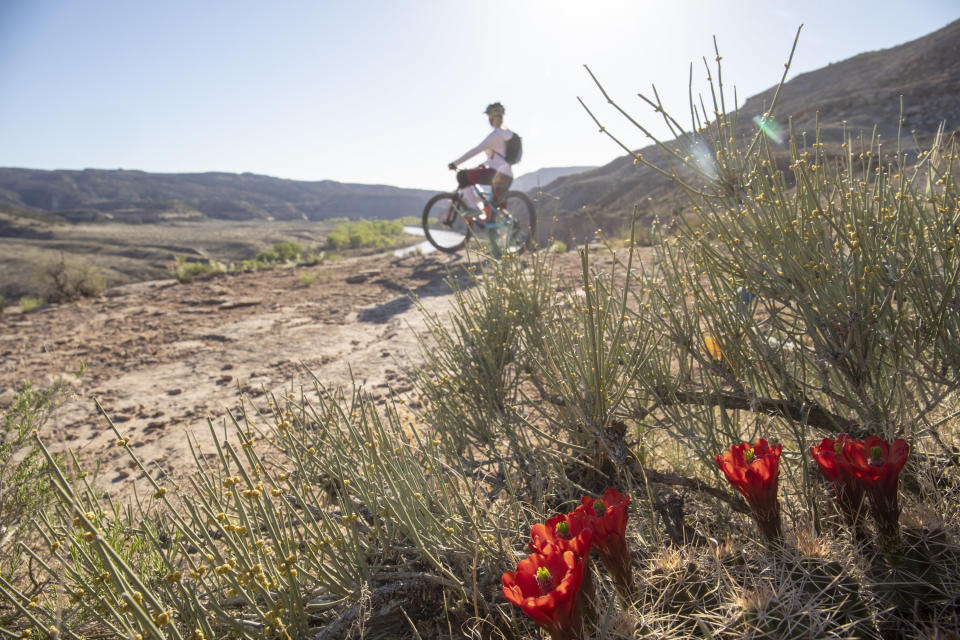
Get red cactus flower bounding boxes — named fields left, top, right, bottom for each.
left=810, top=435, right=867, bottom=536
left=502, top=548, right=585, bottom=640
left=843, top=436, right=909, bottom=541
left=530, top=509, right=594, bottom=558
left=577, top=488, right=632, bottom=598
left=716, top=439, right=782, bottom=543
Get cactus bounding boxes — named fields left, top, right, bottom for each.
left=867, top=527, right=960, bottom=636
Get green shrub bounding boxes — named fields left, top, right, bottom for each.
left=0, top=383, right=67, bottom=581
left=169, top=257, right=226, bottom=283
left=273, top=241, right=303, bottom=262
left=18, top=297, right=44, bottom=312
left=254, top=241, right=304, bottom=265
left=253, top=248, right=279, bottom=264
left=577, top=34, right=960, bottom=534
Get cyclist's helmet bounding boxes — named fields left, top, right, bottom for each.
left=484, top=102, right=505, bottom=117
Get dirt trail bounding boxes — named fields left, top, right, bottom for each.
left=0, top=251, right=476, bottom=496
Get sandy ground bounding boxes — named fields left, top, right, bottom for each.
left=0, top=250, right=479, bottom=497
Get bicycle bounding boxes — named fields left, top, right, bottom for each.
left=421, top=184, right=536, bottom=256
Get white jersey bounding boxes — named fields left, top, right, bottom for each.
left=452, top=127, right=515, bottom=177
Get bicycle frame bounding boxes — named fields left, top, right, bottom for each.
left=453, top=185, right=498, bottom=215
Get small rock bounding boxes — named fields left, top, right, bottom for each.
left=219, top=298, right=261, bottom=310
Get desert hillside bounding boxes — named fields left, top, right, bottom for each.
left=537, top=18, right=960, bottom=239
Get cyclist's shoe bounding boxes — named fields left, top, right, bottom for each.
left=442, top=205, right=457, bottom=227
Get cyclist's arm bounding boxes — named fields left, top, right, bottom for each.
left=450, top=131, right=498, bottom=167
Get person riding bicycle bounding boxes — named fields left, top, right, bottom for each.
left=448, top=102, right=516, bottom=222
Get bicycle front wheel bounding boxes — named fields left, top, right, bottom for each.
left=422, top=193, right=471, bottom=253
left=494, top=191, right=537, bottom=255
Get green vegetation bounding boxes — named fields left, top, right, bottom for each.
left=166, top=222, right=411, bottom=285
left=169, top=256, right=227, bottom=284
left=0, top=383, right=68, bottom=584
left=2, top=43, right=960, bottom=640
left=17, top=297, right=44, bottom=313
left=298, top=272, right=318, bottom=287
left=253, top=241, right=304, bottom=265
left=324, top=219, right=408, bottom=251
left=170, top=242, right=325, bottom=283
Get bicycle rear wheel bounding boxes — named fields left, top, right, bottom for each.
left=492, top=191, right=537, bottom=255
left=422, top=193, right=471, bottom=253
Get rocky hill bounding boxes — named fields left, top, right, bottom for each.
left=537, top=18, right=960, bottom=242
left=0, top=169, right=435, bottom=223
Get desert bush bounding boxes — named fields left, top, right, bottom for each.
left=33, top=253, right=105, bottom=302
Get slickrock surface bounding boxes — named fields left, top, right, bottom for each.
left=0, top=252, right=472, bottom=496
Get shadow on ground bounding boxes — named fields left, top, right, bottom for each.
left=358, top=256, right=478, bottom=324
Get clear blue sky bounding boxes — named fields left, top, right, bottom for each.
left=0, top=1, right=957, bottom=190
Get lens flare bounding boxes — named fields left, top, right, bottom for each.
left=690, top=140, right=718, bottom=180
left=753, top=115, right=784, bottom=145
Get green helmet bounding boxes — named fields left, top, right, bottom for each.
left=484, top=102, right=505, bottom=117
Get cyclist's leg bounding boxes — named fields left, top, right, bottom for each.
left=456, top=168, right=497, bottom=209
left=490, top=172, right=513, bottom=219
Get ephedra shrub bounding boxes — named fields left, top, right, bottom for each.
left=575, top=30, right=960, bottom=636
left=579, top=32, right=960, bottom=484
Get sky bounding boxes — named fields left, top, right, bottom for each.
left=0, top=1, right=958, bottom=191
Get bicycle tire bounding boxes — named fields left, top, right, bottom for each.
left=422, top=193, right=471, bottom=253
left=494, top=190, right=537, bottom=255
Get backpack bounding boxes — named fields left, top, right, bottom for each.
left=503, top=132, right=523, bottom=165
